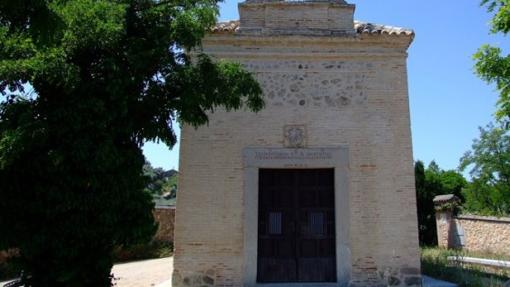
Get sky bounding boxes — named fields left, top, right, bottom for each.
left=142, top=0, right=510, bottom=172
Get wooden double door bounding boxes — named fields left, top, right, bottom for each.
left=257, top=169, right=336, bottom=283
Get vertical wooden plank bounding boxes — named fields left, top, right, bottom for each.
left=257, top=169, right=336, bottom=283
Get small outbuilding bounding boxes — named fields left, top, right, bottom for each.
left=173, top=1, right=420, bottom=286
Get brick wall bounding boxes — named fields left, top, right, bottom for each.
left=153, top=207, right=175, bottom=242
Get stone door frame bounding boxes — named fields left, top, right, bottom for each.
left=242, top=147, right=351, bottom=287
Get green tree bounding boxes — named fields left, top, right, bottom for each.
left=460, top=123, right=510, bottom=215
left=415, top=161, right=467, bottom=245
left=143, top=161, right=177, bottom=195
left=474, top=0, right=510, bottom=125
left=162, top=173, right=178, bottom=198
left=415, top=160, right=432, bottom=245
left=0, top=0, right=263, bottom=286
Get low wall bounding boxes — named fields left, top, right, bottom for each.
left=435, top=202, right=510, bottom=255
left=454, top=215, right=510, bottom=255
left=153, top=206, right=176, bottom=242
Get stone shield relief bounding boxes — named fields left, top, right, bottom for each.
left=284, top=125, right=307, bottom=148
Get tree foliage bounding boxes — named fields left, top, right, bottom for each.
left=474, top=0, right=510, bottom=124
left=0, top=0, right=263, bottom=286
left=415, top=161, right=467, bottom=246
left=143, top=161, right=178, bottom=196
left=460, top=123, right=510, bottom=215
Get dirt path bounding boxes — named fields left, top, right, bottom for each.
left=112, top=257, right=173, bottom=287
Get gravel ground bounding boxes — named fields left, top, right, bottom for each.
left=112, top=257, right=173, bottom=287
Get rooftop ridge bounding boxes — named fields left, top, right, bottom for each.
left=245, top=0, right=348, bottom=2
left=210, top=20, right=415, bottom=37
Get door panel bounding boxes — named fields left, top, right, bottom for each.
left=257, top=169, right=336, bottom=283
left=298, top=258, right=337, bottom=282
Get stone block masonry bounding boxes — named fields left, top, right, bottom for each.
left=173, top=1, right=420, bottom=286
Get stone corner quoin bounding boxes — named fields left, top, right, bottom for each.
left=173, top=0, right=420, bottom=286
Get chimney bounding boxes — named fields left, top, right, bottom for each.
left=238, top=0, right=356, bottom=36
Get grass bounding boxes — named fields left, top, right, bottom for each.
left=421, top=247, right=510, bottom=287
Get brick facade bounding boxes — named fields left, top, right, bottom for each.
left=173, top=1, right=420, bottom=286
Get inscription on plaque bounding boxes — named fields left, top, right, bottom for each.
left=254, top=150, right=333, bottom=161
left=244, top=147, right=344, bottom=169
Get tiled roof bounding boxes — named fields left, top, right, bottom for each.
left=354, top=21, right=414, bottom=36
left=211, top=20, right=241, bottom=33
left=433, top=194, right=460, bottom=203
left=210, top=20, right=414, bottom=36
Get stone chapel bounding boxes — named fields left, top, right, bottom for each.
left=173, top=0, right=420, bottom=286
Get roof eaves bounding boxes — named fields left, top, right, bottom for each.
left=209, top=20, right=414, bottom=37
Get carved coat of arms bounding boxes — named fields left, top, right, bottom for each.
left=284, top=125, right=306, bottom=148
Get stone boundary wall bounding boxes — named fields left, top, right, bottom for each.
left=434, top=195, right=510, bottom=255
left=454, top=215, right=510, bottom=255
left=153, top=206, right=176, bottom=242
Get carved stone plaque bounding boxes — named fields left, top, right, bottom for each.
left=284, top=125, right=306, bottom=148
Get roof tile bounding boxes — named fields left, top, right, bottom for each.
left=210, top=20, right=414, bottom=36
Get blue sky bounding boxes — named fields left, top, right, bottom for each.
left=143, top=0, right=510, bottom=172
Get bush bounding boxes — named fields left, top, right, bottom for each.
left=0, top=260, right=20, bottom=282
left=112, top=240, right=173, bottom=263
left=0, top=241, right=173, bottom=282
